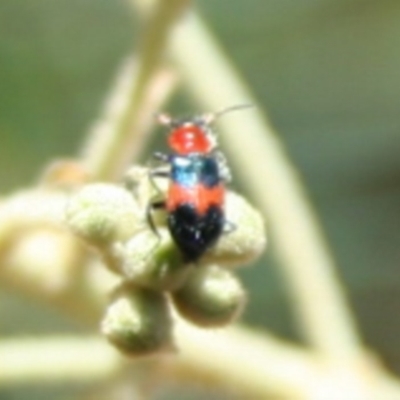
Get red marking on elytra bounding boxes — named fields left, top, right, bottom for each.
left=168, top=124, right=213, bottom=155
left=166, top=183, right=224, bottom=215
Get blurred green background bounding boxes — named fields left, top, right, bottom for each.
left=1, top=0, right=400, bottom=397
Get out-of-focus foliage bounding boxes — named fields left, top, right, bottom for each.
left=1, top=0, right=400, bottom=395
left=0, top=0, right=134, bottom=188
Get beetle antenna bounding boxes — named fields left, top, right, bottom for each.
left=202, top=103, right=253, bottom=124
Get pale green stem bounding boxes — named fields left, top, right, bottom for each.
left=166, top=10, right=362, bottom=361
left=173, top=318, right=321, bottom=399
left=0, top=336, right=121, bottom=384
left=0, top=330, right=320, bottom=399
left=1, top=325, right=398, bottom=400
left=82, top=0, right=187, bottom=180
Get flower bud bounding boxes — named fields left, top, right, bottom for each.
left=172, top=264, right=246, bottom=327
left=101, top=283, right=173, bottom=355
left=66, top=184, right=142, bottom=245
left=201, top=192, right=266, bottom=267
left=111, top=229, right=192, bottom=291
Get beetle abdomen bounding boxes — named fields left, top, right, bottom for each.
left=167, top=203, right=224, bottom=262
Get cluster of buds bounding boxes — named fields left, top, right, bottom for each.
left=65, top=166, right=266, bottom=356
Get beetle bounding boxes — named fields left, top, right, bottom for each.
left=147, top=105, right=251, bottom=263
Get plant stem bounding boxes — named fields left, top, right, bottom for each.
left=0, top=329, right=319, bottom=399
left=173, top=319, right=321, bottom=399
left=167, top=9, right=362, bottom=361
left=82, top=0, right=187, bottom=181
left=0, top=336, right=121, bottom=384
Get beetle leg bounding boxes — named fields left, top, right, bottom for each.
left=152, top=151, right=170, bottom=163
left=213, top=150, right=232, bottom=183
left=146, top=199, right=166, bottom=236
left=223, top=220, right=236, bottom=234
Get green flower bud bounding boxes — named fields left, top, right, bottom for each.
left=200, top=192, right=266, bottom=267
left=101, top=283, right=172, bottom=356
left=110, top=229, right=192, bottom=291
left=65, top=184, right=142, bottom=246
left=172, top=265, right=246, bottom=327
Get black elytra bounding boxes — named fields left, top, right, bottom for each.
left=167, top=203, right=224, bottom=263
